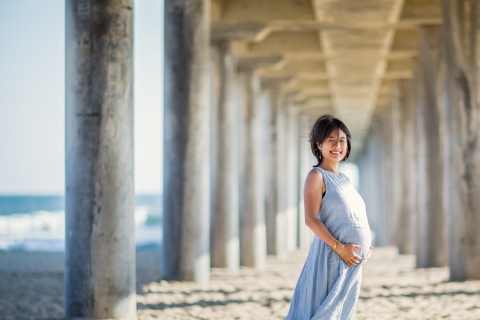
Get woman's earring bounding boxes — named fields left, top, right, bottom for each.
left=319, top=149, right=322, bottom=160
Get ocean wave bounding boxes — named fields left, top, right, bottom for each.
left=0, top=207, right=162, bottom=252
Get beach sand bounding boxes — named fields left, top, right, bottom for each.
left=1, top=247, right=479, bottom=319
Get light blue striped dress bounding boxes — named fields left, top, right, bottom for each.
left=286, top=167, right=372, bottom=320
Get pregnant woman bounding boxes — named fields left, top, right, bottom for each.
left=286, top=115, right=373, bottom=320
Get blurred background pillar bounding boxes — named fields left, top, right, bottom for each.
left=298, top=113, right=314, bottom=249
left=266, top=87, right=287, bottom=257
left=416, top=25, right=447, bottom=268
left=163, top=0, right=211, bottom=285
left=388, top=83, right=403, bottom=249
left=358, top=114, right=388, bottom=247
left=64, top=0, right=136, bottom=318
left=210, top=40, right=240, bottom=271
left=286, top=105, right=300, bottom=251
left=442, top=0, right=480, bottom=281
left=239, top=70, right=267, bottom=269
left=397, top=78, right=417, bottom=255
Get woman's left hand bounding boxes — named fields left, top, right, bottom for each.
left=363, top=246, right=373, bottom=264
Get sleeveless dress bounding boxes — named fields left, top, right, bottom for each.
left=285, top=167, right=372, bottom=320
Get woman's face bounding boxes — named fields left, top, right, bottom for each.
left=317, top=129, right=348, bottom=162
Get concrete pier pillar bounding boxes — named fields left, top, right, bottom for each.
left=239, top=70, right=267, bottom=269
left=442, top=0, right=480, bottom=280
left=266, top=88, right=287, bottom=256
left=64, top=0, right=135, bottom=318
left=395, top=79, right=417, bottom=255
left=286, top=106, right=300, bottom=251
left=358, top=114, right=388, bottom=246
left=210, top=41, right=240, bottom=270
left=381, top=90, right=406, bottom=246
left=163, top=0, right=211, bottom=284
left=298, top=113, right=314, bottom=249
left=416, top=25, right=447, bottom=268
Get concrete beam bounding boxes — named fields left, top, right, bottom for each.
left=386, top=59, right=413, bottom=73
left=212, top=19, right=442, bottom=41
left=212, top=22, right=268, bottom=41
left=379, top=80, right=395, bottom=95
left=279, top=60, right=326, bottom=73
left=383, top=70, right=413, bottom=79
left=245, top=32, right=322, bottom=56
left=290, top=87, right=331, bottom=97
left=295, top=99, right=333, bottom=112
left=237, top=56, right=284, bottom=70
left=213, top=0, right=315, bottom=23
left=260, top=76, right=292, bottom=88
left=401, top=0, right=442, bottom=20
left=269, top=19, right=442, bottom=31
left=237, top=51, right=417, bottom=62
left=286, top=79, right=329, bottom=91
left=314, top=0, right=402, bottom=24
left=376, top=94, right=393, bottom=106
left=391, top=30, right=418, bottom=51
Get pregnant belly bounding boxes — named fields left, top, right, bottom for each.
left=336, top=226, right=372, bottom=259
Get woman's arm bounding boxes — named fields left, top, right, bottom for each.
left=304, top=169, right=363, bottom=267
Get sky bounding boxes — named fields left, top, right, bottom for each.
left=0, top=0, right=163, bottom=195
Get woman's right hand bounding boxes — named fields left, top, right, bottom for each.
left=336, top=243, right=362, bottom=267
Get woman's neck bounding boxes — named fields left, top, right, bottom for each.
left=319, top=161, right=340, bottom=174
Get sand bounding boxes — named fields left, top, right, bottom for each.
left=1, top=247, right=479, bottom=319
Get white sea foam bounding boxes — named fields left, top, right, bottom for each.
left=0, top=207, right=161, bottom=252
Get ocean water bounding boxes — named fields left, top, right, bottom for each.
left=0, top=195, right=162, bottom=252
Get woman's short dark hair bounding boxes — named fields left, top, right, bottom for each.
left=309, top=114, right=352, bottom=167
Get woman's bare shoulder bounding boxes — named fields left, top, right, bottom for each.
left=305, top=168, right=324, bottom=186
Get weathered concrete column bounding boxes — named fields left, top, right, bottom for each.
left=358, top=114, right=389, bottom=247
left=64, top=1, right=135, bottom=318
left=416, top=25, right=447, bottom=268
left=286, top=105, right=300, bottom=251
left=210, top=41, right=240, bottom=270
left=442, top=0, right=480, bottom=280
left=163, top=0, right=211, bottom=285
left=239, top=70, right=267, bottom=269
left=298, top=113, right=314, bottom=249
left=381, top=92, right=404, bottom=248
left=395, top=79, right=417, bottom=255
left=266, top=87, right=287, bottom=256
